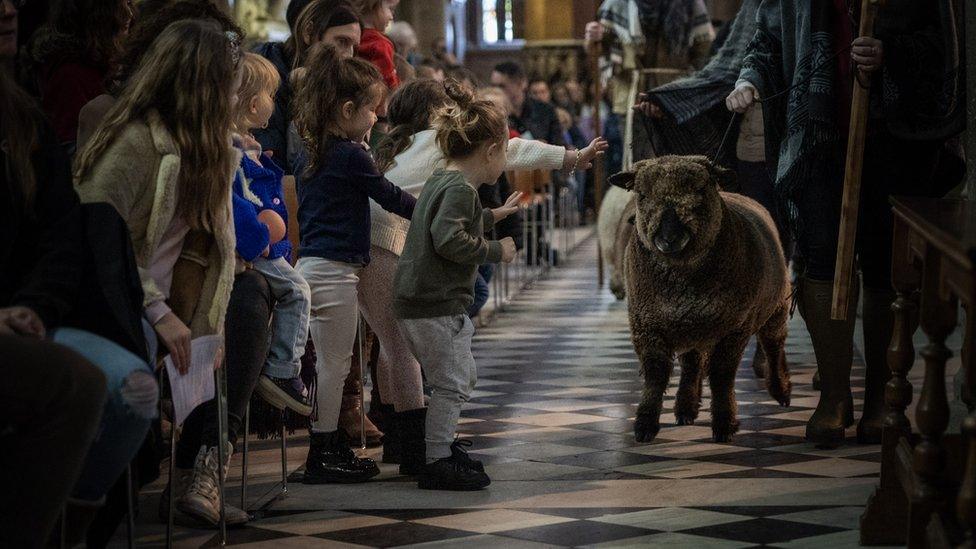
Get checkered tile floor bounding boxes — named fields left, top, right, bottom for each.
left=123, top=233, right=894, bottom=548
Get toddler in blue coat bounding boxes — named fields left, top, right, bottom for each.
left=231, top=53, right=311, bottom=415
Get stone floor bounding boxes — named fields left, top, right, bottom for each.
left=118, top=234, right=915, bottom=548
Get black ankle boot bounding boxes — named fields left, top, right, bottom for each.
left=303, top=430, right=379, bottom=484
left=397, top=408, right=427, bottom=475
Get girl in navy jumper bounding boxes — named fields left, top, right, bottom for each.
left=231, top=53, right=313, bottom=416
left=292, top=45, right=415, bottom=483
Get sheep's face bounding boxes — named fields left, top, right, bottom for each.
left=609, top=156, right=733, bottom=264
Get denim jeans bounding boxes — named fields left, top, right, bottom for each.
left=467, top=264, right=495, bottom=318
left=253, top=256, right=311, bottom=379
left=52, top=327, right=157, bottom=502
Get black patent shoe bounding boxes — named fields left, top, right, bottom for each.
left=303, top=430, right=379, bottom=484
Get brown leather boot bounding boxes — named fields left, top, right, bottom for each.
left=857, top=287, right=895, bottom=444
left=338, top=342, right=383, bottom=448
left=800, top=276, right=857, bottom=447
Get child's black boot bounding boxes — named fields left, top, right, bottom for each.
left=303, top=430, right=379, bottom=484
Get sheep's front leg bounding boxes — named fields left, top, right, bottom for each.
left=707, top=333, right=750, bottom=443
left=674, top=351, right=704, bottom=425
left=634, top=345, right=673, bottom=443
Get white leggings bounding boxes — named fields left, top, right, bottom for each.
left=297, top=257, right=362, bottom=433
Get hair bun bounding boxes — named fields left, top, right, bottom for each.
left=443, top=79, right=474, bottom=109
left=306, top=43, right=341, bottom=72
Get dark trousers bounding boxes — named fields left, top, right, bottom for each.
left=737, top=159, right=793, bottom=258
left=0, top=335, right=107, bottom=548
left=175, top=269, right=273, bottom=467
left=794, top=131, right=944, bottom=289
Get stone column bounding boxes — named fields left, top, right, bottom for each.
left=399, top=0, right=448, bottom=57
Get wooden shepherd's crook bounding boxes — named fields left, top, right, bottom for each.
left=590, top=37, right=606, bottom=287
left=831, top=0, right=885, bottom=320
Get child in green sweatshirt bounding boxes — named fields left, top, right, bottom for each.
left=394, top=84, right=520, bottom=491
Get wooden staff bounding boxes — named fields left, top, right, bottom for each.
left=590, top=36, right=605, bottom=286
left=831, top=0, right=885, bottom=320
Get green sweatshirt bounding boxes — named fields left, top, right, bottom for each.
left=394, top=169, right=503, bottom=319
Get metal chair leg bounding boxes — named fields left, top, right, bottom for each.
left=214, top=368, right=227, bottom=545
left=167, top=405, right=176, bottom=549
left=241, top=404, right=249, bottom=510
left=126, top=465, right=135, bottom=549
left=279, top=411, right=288, bottom=495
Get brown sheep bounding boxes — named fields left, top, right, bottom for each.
left=610, top=155, right=792, bottom=443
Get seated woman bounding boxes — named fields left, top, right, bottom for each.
left=75, top=4, right=282, bottom=528
left=0, top=17, right=154, bottom=547
left=74, top=20, right=244, bottom=527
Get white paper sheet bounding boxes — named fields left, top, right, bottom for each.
left=164, top=335, right=221, bottom=426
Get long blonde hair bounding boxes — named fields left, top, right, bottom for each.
left=76, top=20, right=241, bottom=232
left=234, top=52, right=280, bottom=133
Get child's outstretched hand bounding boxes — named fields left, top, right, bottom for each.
left=492, top=191, right=523, bottom=222
left=500, top=237, right=517, bottom=263
left=578, top=137, right=608, bottom=170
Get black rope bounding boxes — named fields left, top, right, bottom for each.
left=711, top=111, right=739, bottom=163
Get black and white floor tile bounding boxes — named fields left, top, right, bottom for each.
left=121, top=234, right=902, bottom=548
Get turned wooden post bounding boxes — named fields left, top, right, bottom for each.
left=910, top=251, right=958, bottom=548
left=956, top=308, right=976, bottom=546
left=883, top=219, right=921, bottom=444
left=861, top=212, right=920, bottom=546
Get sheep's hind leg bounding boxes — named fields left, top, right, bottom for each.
left=707, top=334, right=750, bottom=443
left=634, top=348, right=673, bottom=443
left=759, top=304, right=792, bottom=407
left=674, top=351, right=704, bottom=425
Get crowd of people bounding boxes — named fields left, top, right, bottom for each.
left=0, top=0, right=607, bottom=546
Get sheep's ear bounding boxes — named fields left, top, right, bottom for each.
left=689, top=156, right=738, bottom=191
left=710, top=163, right=739, bottom=192
left=608, top=170, right=636, bottom=191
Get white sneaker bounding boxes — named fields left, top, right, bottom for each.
left=177, top=445, right=249, bottom=527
